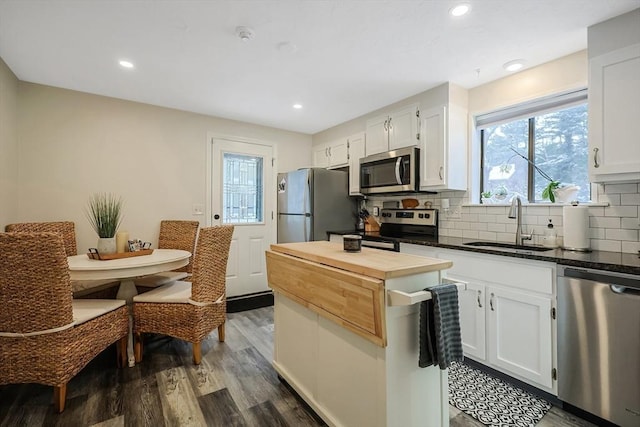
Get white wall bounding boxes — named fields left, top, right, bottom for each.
left=16, top=82, right=312, bottom=252
left=0, top=57, right=19, bottom=227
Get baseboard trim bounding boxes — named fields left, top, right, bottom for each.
left=227, top=291, right=274, bottom=313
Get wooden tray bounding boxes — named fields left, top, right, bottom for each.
left=87, top=249, right=154, bottom=260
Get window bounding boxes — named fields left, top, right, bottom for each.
left=222, top=153, right=263, bottom=224
left=479, top=90, right=590, bottom=203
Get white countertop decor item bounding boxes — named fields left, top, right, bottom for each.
left=563, top=202, right=590, bottom=251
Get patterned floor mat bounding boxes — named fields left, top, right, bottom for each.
left=448, top=362, right=552, bottom=427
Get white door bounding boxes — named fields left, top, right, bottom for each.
left=348, top=132, right=366, bottom=195
left=210, top=137, right=275, bottom=298
left=365, top=113, right=389, bottom=156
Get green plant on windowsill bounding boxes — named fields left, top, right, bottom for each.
left=506, top=147, right=563, bottom=203
left=481, top=191, right=492, bottom=198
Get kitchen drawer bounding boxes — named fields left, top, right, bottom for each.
left=442, top=250, right=554, bottom=295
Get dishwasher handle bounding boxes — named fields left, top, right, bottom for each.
left=561, top=267, right=640, bottom=291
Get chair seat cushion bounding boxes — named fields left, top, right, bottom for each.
left=133, top=271, right=189, bottom=288
left=72, top=299, right=126, bottom=325
left=133, top=280, right=191, bottom=304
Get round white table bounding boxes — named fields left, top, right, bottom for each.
left=67, top=249, right=191, bottom=366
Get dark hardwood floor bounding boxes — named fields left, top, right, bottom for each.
left=0, top=307, right=595, bottom=427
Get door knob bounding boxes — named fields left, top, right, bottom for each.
left=214, top=214, right=220, bottom=220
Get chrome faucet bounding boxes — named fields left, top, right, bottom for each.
left=508, top=195, right=533, bottom=245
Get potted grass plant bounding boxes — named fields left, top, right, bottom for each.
left=86, top=192, right=123, bottom=254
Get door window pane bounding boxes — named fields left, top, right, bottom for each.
left=223, top=153, right=263, bottom=224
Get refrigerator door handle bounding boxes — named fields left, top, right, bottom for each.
left=303, top=176, right=310, bottom=241
left=394, top=157, right=402, bottom=184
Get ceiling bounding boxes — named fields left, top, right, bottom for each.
left=1, top=1, right=638, bottom=134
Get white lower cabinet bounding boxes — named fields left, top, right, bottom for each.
left=456, top=279, right=486, bottom=360
left=401, top=243, right=557, bottom=395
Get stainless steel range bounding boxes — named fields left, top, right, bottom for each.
left=361, top=208, right=438, bottom=251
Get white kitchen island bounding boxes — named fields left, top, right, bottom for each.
left=265, top=241, right=453, bottom=427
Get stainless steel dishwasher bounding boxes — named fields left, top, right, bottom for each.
left=557, top=266, right=640, bottom=427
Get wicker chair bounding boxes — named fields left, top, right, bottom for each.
left=133, top=225, right=234, bottom=364
left=5, top=221, right=77, bottom=256
left=4, top=221, right=119, bottom=298
left=0, top=232, right=129, bottom=413
left=134, top=220, right=199, bottom=289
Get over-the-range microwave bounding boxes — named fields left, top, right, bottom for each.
left=359, top=146, right=419, bottom=195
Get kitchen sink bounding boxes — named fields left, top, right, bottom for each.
left=464, top=241, right=554, bottom=252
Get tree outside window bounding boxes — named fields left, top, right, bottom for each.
left=481, top=103, right=589, bottom=203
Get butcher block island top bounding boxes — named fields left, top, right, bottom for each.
left=268, top=241, right=451, bottom=280
left=266, top=241, right=454, bottom=427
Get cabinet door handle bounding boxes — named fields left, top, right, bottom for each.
left=388, top=117, right=393, bottom=130
left=593, top=147, right=599, bottom=168
left=439, top=166, right=444, bottom=180
left=477, top=290, right=482, bottom=308
left=328, top=147, right=331, bottom=157
left=383, top=119, right=388, bottom=132
left=490, top=293, right=495, bottom=311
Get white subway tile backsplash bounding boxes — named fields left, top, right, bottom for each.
left=622, top=241, right=640, bottom=253
left=487, top=223, right=506, bottom=233
left=621, top=218, right=640, bottom=229
left=470, top=222, right=488, bottom=231
left=603, top=183, right=639, bottom=194
left=405, top=183, right=640, bottom=254
left=605, top=228, right=639, bottom=241
left=590, top=216, right=620, bottom=229
left=462, top=230, right=479, bottom=239
left=605, top=206, right=638, bottom=218
left=478, top=231, right=497, bottom=241
left=591, top=239, right=622, bottom=252
left=590, top=228, right=606, bottom=239
left=477, top=214, right=498, bottom=223
left=524, top=206, right=550, bottom=216
left=621, top=193, right=640, bottom=205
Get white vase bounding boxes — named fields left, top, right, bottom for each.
left=553, top=185, right=580, bottom=203
left=97, top=237, right=117, bottom=255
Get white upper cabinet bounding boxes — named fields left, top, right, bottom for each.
left=589, top=43, right=640, bottom=183
left=312, top=139, right=349, bottom=169
left=365, top=103, right=419, bottom=156
left=419, top=104, right=468, bottom=191
left=347, top=132, right=366, bottom=196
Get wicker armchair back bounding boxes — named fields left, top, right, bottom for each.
left=5, top=221, right=77, bottom=256
left=157, top=220, right=199, bottom=273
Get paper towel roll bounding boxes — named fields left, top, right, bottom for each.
left=563, top=205, right=590, bottom=251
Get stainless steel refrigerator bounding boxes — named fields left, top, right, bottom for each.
left=277, top=168, right=355, bottom=243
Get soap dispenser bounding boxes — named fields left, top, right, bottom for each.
left=543, top=219, right=558, bottom=248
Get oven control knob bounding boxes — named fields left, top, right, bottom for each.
left=418, top=214, right=424, bottom=218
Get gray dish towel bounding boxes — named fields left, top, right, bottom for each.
left=419, top=283, right=464, bottom=369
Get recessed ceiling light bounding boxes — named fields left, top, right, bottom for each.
left=450, top=4, right=470, bottom=17
left=293, top=104, right=303, bottom=109
left=119, top=60, right=134, bottom=69
left=503, top=59, right=525, bottom=72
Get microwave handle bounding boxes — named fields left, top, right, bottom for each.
left=395, top=157, right=403, bottom=184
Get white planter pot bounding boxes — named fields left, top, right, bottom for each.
left=553, top=185, right=580, bottom=203
left=97, top=237, right=117, bottom=255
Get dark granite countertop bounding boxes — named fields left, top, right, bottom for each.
left=327, top=230, right=640, bottom=275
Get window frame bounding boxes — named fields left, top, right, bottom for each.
left=476, top=89, right=592, bottom=204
